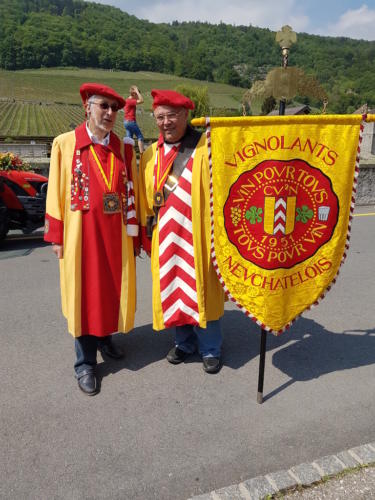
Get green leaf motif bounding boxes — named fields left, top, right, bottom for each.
left=245, top=206, right=263, bottom=224
left=296, top=205, right=313, bottom=223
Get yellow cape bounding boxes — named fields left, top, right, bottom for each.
left=46, top=130, right=138, bottom=337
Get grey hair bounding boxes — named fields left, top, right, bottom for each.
left=87, top=95, right=100, bottom=105
left=86, top=95, right=100, bottom=118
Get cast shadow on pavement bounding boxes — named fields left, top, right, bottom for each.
left=0, top=232, right=48, bottom=259
left=96, top=309, right=263, bottom=379
left=96, top=310, right=375, bottom=400
left=263, top=318, right=375, bottom=402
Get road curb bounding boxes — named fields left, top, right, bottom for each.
left=189, top=442, right=375, bottom=500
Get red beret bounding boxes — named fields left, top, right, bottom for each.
left=151, top=89, right=195, bottom=110
left=79, top=82, right=126, bottom=108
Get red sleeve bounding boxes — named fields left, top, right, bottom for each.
left=44, top=213, right=63, bottom=244
left=133, top=235, right=140, bottom=252
left=123, top=144, right=133, bottom=179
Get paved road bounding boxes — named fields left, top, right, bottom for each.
left=1, top=207, right=375, bottom=499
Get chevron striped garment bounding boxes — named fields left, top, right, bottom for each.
left=125, top=178, right=138, bottom=236
left=123, top=141, right=138, bottom=237
left=158, top=150, right=200, bottom=328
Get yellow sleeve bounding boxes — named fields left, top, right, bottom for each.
left=44, top=137, right=66, bottom=243
left=138, top=149, right=155, bottom=252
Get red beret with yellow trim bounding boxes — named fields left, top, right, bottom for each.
left=79, top=82, right=126, bottom=108
left=151, top=89, right=195, bottom=110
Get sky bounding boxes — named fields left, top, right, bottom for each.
left=93, top=0, right=375, bottom=41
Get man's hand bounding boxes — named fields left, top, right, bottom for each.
left=52, top=244, right=63, bottom=259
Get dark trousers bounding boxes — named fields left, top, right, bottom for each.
left=74, top=336, right=111, bottom=376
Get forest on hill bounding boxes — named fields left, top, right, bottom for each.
left=1, top=0, right=375, bottom=113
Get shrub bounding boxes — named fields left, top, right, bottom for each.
left=174, top=84, right=210, bottom=119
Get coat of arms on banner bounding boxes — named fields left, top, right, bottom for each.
left=198, top=115, right=368, bottom=334
left=224, top=158, right=339, bottom=271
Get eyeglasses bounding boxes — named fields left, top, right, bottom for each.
left=89, top=101, right=120, bottom=112
left=154, top=111, right=182, bottom=123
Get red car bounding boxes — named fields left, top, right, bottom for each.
left=0, top=169, right=48, bottom=241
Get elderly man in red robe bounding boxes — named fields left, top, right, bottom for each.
left=44, top=83, right=139, bottom=396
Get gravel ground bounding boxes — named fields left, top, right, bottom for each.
left=282, top=465, right=375, bottom=499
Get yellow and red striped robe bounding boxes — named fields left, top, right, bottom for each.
left=139, top=134, right=224, bottom=331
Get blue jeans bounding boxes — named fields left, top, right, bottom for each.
left=74, top=336, right=111, bottom=376
left=124, top=121, right=144, bottom=141
left=175, top=319, right=222, bottom=358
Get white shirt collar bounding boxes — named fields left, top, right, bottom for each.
left=163, top=141, right=180, bottom=154
left=86, top=122, right=110, bottom=146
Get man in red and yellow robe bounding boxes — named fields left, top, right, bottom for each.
left=139, top=89, right=224, bottom=374
left=44, top=83, right=139, bottom=395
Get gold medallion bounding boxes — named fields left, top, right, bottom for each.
left=103, top=192, right=121, bottom=214
left=153, top=190, right=164, bottom=207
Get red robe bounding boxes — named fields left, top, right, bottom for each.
left=44, top=123, right=139, bottom=337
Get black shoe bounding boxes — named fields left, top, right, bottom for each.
left=77, top=371, right=98, bottom=396
left=166, top=346, right=189, bottom=364
left=202, top=357, right=222, bottom=374
left=99, top=342, right=124, bottom=359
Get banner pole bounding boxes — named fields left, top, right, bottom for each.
left=257, top=43, right=285, bottom=404
left=257, top=328, right=268, bottom=404
left=279, top=99, right=286, bottom=116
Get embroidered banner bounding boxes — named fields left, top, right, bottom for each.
left=191, top=114, right=372, bottom=334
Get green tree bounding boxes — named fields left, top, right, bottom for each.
left=261, top=96, right=276, bottom=115
left=174, top=84, right=210, bottom=119
left=0, top=0, right=374, bottom=112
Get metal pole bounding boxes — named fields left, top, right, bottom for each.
left=279, top=99, right=286, bottom=116
left=257, top=328, right=268, bottom=404
left=256, top=51, right=285, bottom=404
left=279, top=46, right=288, bottom=116
left=256, top=26, right=295, bottom=404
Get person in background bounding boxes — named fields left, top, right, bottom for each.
left=44, top=82, right=140, bottom=396
left=139, top=89, right=224, bottom=374
left=124, top=85, right=145, bottom=154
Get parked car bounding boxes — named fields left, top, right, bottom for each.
left=0, top=169, right=48, bottom=241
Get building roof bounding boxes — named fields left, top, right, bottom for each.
left=353, top=104, right=375, bottom=114
left=268, top=105, right=311, bottom=116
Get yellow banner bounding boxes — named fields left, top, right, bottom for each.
left=195, top=115, right=368, bottom=333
